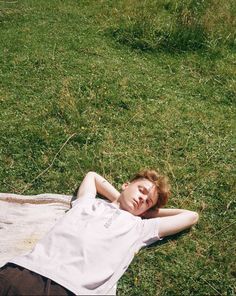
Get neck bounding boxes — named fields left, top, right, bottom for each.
left=112, top=196, right=121, bottom=208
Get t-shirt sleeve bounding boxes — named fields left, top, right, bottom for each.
left=71, top=192, right=96, bottom=208
left=140, top=218, right=162, bottom=246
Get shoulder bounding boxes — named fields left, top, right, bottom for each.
left=139, top=217, right=162, bottom=245
left=71, top=194, right=97, bottom=208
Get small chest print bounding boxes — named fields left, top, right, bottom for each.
left=104, top=210, right=121, bottom=228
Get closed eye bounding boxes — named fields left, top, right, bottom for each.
left=138, top=186, right=148, bottom=194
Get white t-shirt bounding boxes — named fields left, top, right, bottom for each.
left=10, top=195, right=161, bottom=295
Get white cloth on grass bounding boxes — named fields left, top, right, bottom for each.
left=0, top=193, right=71, bottom=267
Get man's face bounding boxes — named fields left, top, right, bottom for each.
left=118, top=178, right=158, bottom=216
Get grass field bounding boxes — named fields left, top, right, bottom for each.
left=0, top=0, right=235, bottom=295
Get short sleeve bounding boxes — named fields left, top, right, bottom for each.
left=140, top=218, right=162, bottom=246
left=71, top=193, right=96, bottom=208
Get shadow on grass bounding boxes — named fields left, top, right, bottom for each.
left=147, top=228, right=191, bottom=249
left=103, top=0, right=235, bottom=56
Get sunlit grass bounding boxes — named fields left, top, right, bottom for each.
left=0, top=0, right=235, bottom=295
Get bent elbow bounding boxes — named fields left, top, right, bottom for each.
left=86, top=171, right=96, bottom=177
left=191, top=211, right=199, bottom=225
left=87, top=171, right=94, bottom=175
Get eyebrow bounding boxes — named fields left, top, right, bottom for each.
left=140, top=184, right=155, bottom=202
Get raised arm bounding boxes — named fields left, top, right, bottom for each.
left=77, top=171, right=120, bottom=202
left=143, top=208, right=199, bottom=237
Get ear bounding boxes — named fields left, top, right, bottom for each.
left=121, top=182, right=130, bottom=191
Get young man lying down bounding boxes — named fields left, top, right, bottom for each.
left=0, top=169, right=199, bottom=295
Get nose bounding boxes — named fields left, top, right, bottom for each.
left=139, top=194, right=147, bottom=204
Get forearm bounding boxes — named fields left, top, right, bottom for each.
left=77, top=172, right=120, bottom=202
left=144, top=208, right=196, bottom=219
left=155, top=208, right=193, bottom=217
left=94, top=172, right=120, bottom=202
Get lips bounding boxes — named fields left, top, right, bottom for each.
left=132, top=199, right=139, bottom=209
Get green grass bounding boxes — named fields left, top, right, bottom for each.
left=0, top=0, right=235, bottom=295
left=103, top=0, right=236, bottom=53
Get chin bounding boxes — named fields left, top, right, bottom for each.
left=124, top=203, right=135, bottom=214
left=128, top=206, right=139, bottom=216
